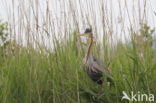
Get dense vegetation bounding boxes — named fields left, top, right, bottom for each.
left=0, top=19, right=156, bottom=103
left=1, top=0, right=156, bottom=102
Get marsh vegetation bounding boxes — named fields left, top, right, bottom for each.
left=0, top=0, right=156, bottom=103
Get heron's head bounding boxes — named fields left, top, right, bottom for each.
left=78, top=28, right=93, bottom=39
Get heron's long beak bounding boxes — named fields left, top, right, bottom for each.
left=77, top=33, right=89, bottom=37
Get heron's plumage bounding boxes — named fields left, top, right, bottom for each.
left=79, top=28, right=113, bottom=85
left=85, top=55, right=112, bottom=85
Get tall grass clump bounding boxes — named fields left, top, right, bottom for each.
left=0, top=0, right=156, bottom=103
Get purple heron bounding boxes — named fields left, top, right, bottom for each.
left=78, top=28, right=113, bottom=85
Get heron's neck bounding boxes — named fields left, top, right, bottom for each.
left=86, top=38, right=93, bottom=63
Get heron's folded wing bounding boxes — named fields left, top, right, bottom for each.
left=92, top=57, right=110, bottom=75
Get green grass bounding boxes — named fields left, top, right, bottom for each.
left=0, top=25, right=156, bottom=103
left=0, top=0, right=156, bottom=102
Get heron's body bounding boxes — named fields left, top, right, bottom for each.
left=79, top=28, right=112, bottom=85
left=84, top=56, right=111, bottom=85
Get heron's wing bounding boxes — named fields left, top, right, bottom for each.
left=92, top=56, right=110, bottom=75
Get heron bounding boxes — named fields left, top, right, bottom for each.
left=78, top=28, right=113, bottom=85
